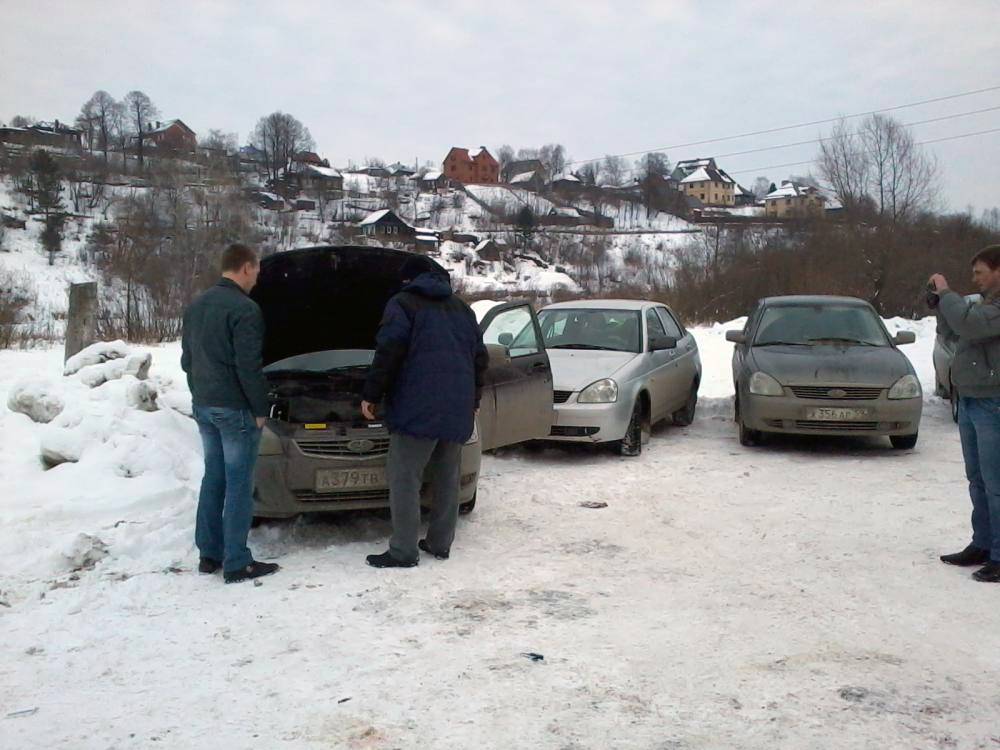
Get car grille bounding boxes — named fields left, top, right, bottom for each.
left=790, top=386, right=883, bottom=401
left=553, top=390, right=573, bottom=404
left=292, top=488, right=391, bottom=503
left=294, top=438, right=391, bottom=457
left=794, top=420, right=879, bottom=431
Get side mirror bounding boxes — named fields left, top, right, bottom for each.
left=893, top=331, right=916, bottom=345
left=650, top=335, right=678, bottom=351
left=497, top=332, right=514, bottom=347
left=725, top=331, right=746, bottom=344
left=485, top=343, right=511, bottom=367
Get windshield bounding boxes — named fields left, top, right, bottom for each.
left=754, top=305, right=890, bottom=347
left=538, top=309, right=642, bottom=353
left=264, top=349, right=374, bottom=374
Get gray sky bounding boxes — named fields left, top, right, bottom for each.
left=3, top=0, right=999, bottom=212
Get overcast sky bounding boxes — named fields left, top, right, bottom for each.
left=2, top=1, right=998, bottom=212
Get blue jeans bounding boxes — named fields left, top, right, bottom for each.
left=957, top=397, right=1000, bottom=562
left=193, top=406, right=262, bottom=572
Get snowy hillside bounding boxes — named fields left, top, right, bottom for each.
left=4, top=317, right=999, bottom=748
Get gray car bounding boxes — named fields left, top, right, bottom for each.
left=249, top=245, right=554, bottom=520
left=727, top=295, right=922, bottom=448
left=932, top=293, right=981, bottom=422
left=533, top=299, right=702, bottom=456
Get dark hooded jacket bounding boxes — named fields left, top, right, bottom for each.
left=362, top=271, right=488, bottom=442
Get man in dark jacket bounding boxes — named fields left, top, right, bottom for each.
left=361, top=255, right=489, bottom=568
left=181, top=243, right=280, bottom=584
left=931, top=244, right=1000, bottom=583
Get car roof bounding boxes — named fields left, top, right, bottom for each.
left=760, top=295, right=872, bottom=308
left=541, top=299, right=659, bottom=311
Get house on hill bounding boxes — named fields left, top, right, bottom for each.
left=502, top=158, right=545, bottom=183
left=442, top=146, right=499, bottom=184
left=0, top=120, right=82, bottom=150
left=139, top=119, right=196, bottom=153
left=763, top=180, right=827, bottom=218
left=358, top=209, right=415, bottom=241
left=509, top=169, right=545, bottom=192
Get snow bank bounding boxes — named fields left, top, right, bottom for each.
left=6, top=379, right=65, bottom=423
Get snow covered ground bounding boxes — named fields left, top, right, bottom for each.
left=2, top=319, right=999, bottom=749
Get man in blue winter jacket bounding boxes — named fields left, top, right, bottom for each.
left=361, top=255, right=489, bottom=568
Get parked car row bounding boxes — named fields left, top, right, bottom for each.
left=247, top=246, right=924, bottom=522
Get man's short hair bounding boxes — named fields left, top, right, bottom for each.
left=220, top=243, right=258, bottom=273
left=971, top=244, right=1000, bottom=270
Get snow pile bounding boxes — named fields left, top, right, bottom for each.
left=6, top=379, right=65, bottom=423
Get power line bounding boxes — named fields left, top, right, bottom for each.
left=565, top=83, right=1000, bottom=167
left=726, top=126, right=1000, bottom=176
left=710, top=105, right=1000, bottom=161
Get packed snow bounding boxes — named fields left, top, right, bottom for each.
left=2, top=314, right=999, bottom=748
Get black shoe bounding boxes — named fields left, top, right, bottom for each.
left=224, top=561, right=280, bottom=584
left=972, top=561, right=1000, bottom=582
left=198, top=557, right=221, bottom=574
left=940, top=544, right=991, bottom=566
left=365, top=551, right=418, bottom=568
left=419, top=539, right=449, bottom=560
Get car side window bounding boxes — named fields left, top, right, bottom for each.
left=484, top=306, right=540, bottom=358
left=654, top=307, right=683, bottom=339
left=645, top=308, right=666, bottom=346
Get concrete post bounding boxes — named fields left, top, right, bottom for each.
left=64, top=282, right=98, bottom=362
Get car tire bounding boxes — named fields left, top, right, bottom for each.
left=672, top=381, right=699, bottom=427
left=617, top=399, right=644, bottom=457
left=890, top=433, right=919, bottom=449
left=735, top=398, right=761, bottom=447
left=459, top=493, right=477, bottom=515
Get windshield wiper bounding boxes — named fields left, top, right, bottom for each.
left=266, top=366, right=368, bottom=377
left=806, top=337, right=880, bottom=347
left=754, top=341, right=812, bottom=347
left=548, top=344, right=622, bottom=351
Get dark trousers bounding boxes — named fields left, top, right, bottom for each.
left=387, top=433, right=462, bottom=563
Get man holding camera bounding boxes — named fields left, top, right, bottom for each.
left=930, top=244, right=1000, bottom=582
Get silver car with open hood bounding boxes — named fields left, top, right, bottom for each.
left=250, top=245, right=554, bottom=519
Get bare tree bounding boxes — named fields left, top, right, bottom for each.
left=10, top=115, right=37, bottom=127
left=76, top=91, right=119, bottom=164
left=123, top=90, right=159, bottom=172
left=636, top=152, right=671, bottom=211
left=538, top=143, right=568, bottom=180
left=496, top=144, right=515, bottom=176
left=250, top=111, right=315, bottom=184
left=751, top=176, right=772, bottom=200
left=818, top=114, right=940, bottom=222
left=601, top=154, right=628, bottom=187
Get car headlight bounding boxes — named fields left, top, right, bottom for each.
left=888, top=374, right=921, bottom=399
left=748, top=371, right=783, bottom=396
left=465, top=419, right=480, bottom=445
left=578, top=378, right=619, bottom=403
left=259, top=424, right=283, bottom=455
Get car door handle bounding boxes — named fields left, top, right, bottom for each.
left=529, top=362, right=549, bottom=373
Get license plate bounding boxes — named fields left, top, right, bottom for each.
left=315, top=468, right=386, bottom=492
left=805, top=407, right=872, bottom=421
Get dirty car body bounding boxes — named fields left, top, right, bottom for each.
left=727, top=296, right=922, bottom=448
left=250, top=245, right=553, bottom=519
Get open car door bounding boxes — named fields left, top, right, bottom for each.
left=477, top=301, right=553, bottom=450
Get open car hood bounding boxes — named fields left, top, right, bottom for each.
left=251, top=245, right=447, bottom=366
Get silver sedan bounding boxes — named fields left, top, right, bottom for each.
left=534, top=300, right=702, bottom=456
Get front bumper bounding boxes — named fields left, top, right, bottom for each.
left=253, top=432, right=481, bottom=518
left=546, top=395, right=635, bottom=443
left=741, top=391, right=922, bottom=437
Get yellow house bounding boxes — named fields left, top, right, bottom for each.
left=677, top=162, right=736, bottom=207
left=764, top=181, right=827, bottom=218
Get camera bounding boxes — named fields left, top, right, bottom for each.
left=926, top=281, right=940, bottom=309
